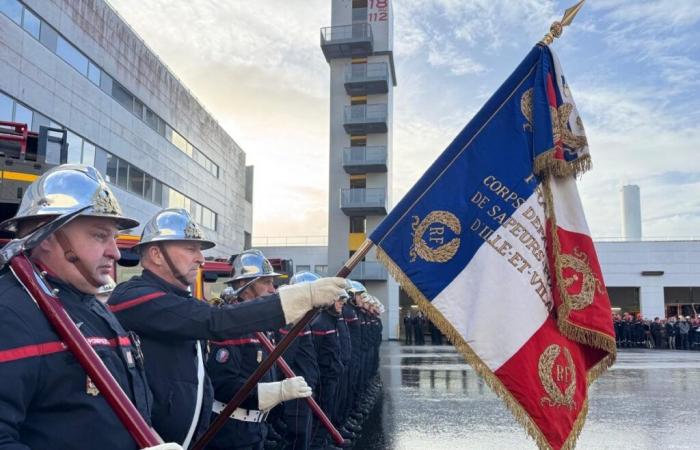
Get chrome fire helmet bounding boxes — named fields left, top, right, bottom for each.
left=0, top=164, right=139, bottom=233
left=134, top=208, right=215, bottom=252
left=289, top=271, right=321, bottom=285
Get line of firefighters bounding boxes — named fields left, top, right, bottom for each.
left=0, top=164, right=383, bottom=450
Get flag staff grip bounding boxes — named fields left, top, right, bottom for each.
left=192, top=239, right=375, bottom=450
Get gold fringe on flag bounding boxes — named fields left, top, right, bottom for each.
left=376, top=245, right=592, bottom=450
left=534, top=150, right=592, bottom=179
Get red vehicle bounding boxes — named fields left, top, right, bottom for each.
left=0, top=121, right=67, bottom=231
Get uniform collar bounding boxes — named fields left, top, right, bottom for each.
left=142, top=268, right=191, bottom=297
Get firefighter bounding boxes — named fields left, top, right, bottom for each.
left=206, top=250, right=312, bottom=450
left=310, top=290, right=346, bottom=450
left=341, top=281, right=365, bottom=435
left=108, top=209, right=347, bottom=448
left=275, top=272, right=322, bottom=450
left=0, top=165, right=178, bottom=449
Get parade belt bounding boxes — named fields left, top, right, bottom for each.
left=212, top=400, right=269, bottom=423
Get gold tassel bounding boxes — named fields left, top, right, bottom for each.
left=534, top=151, right=592, bottom=179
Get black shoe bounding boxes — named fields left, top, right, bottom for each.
left=340, top=427, right=356, bottom=440
left=345, top=420, right=362, bottom=432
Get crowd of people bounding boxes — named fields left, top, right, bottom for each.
left=0, top=165, right=383, bottom=450
left=613, top=313, right=700, bottom=350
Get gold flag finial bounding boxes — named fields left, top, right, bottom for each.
left=540, top=0, right=585, bottom=45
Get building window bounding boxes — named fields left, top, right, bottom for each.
left=350, top=216, right=366, bottom=233
left=87, top=61, right=101, bottom=86
left=314, top=265, right=328, bottom=276
left=296, top=265, right=311, bottom=273
left=0, top=92, right=12, bottom=120
left=112, top=81, right=134, bottom=112
left=0, top=0, right=22, bottom=25
left=128, top=166, right=145, bottom=196
left=66, top=131, right=83, bottom=164
left=13, top=102, right=33, bottom=129
left=117, top=158, right=128, bottom=189
left=21, top=8, right=40, bottom=39
left=105, top=153, right=117, bottom=184
left=56, top=36, right=89, bottom=76
left=350, top=176, right=366, bottom=188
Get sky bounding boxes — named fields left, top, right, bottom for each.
left=108, top=0, right=700, bottom=241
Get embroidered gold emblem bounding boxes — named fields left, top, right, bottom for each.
left=92, top=185, right=122, bottom=216
left=184, top=221, right=204, bottom=239
left=538, top=344, right=576, bottom=410
left=558, top=247, right=604, bottom=311
left=520, top=88, right=587, bottom=155
left=86, top=376, right=100, bottom=396
left=551, top=103, right=587, bottom=153
left=410, top=211, right=461, bottom=263
left=521, top=88, right=534, bottom=131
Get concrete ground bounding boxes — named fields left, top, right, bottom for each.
left=353, top=342, right=700, bottom=450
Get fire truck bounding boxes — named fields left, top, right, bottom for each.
left=0, top=121, right=68, bottom=235
left=0, top=120, right=294, bottom=300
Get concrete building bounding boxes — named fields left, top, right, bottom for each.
left=0, top=0, right=253, bottom=257
left=320, top=0, right=400, bottom=338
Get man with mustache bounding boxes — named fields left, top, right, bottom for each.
left=109, top=209, right=346, bottom=449
left=0, top=165, right=177, bottom=449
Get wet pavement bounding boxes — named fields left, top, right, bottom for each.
left=354, top=343, right=700, bottom=450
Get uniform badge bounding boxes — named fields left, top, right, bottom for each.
left=86, top=376, right=100, bottom=396
left=215, top=348, right=229, bottom=364
left=256, top=350, right=263, bottom=363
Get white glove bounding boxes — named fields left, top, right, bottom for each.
left=278, top=277, right=348, bottom=324
left=143, top=443, right=183, bottom=450
left=257, top=376, right=312, bottom=411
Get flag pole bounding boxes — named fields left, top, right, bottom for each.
left=539, top=0, right=585, bottom=45
left=192, top=239, right=375, bottom=450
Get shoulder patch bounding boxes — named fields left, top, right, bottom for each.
left=215, top=348, right=229, bottom=364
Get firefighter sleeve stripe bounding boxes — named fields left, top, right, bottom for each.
left=109, top=292, right=167, bottom=312
left=311, top=330, right=337, bottom=336
left=210, top=338, right=260, bottom=346
left=0, top=337, right=132, bottom=363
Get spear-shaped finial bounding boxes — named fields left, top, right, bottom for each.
left=540, top=0, right=585, bottom=45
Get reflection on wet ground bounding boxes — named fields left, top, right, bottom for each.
left=354, top=343, right=700, bottom=450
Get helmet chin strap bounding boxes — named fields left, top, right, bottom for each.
left=157, top=243, right=191, bottom=288
left=53, top=230, right=105, bottom=289
left=232, top=276, right=260, bottom=301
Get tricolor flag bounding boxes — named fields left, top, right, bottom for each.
left=370, top=44, right=616, bottom=450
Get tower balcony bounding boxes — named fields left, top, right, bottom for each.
left=320, top=23, right=373, bottom=62
left=342, top=146, right=387, bottom=174
left=343, top=104, right=387, bottom=134
left=340, top=187, right=387, bottom=216
left=349, top=261, right=388, bottom=281
left=344, top=62, right=389, bottom=95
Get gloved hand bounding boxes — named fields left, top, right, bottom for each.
left=278, top=277, right=348, bottom=324
left=143, top=443, right=184, bottom=450
left=258, top=376, right=313, bottom=411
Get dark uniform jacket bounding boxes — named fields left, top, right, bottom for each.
left=276, top=324, right=319, bottom=389
left=311, top=309, right=343, bottom=379
left=108, top=269, right=286, bottom=447
left=206, top=332, right=277, bottom=449
left=0, top=269, right=152, bottom=450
